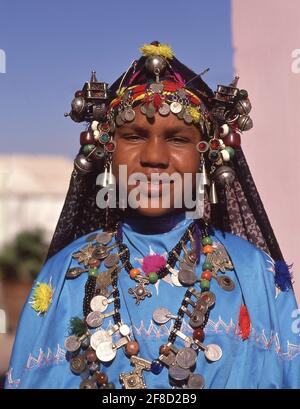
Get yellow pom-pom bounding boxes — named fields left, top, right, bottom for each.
left=30, top=281, right=54, bottom=314
left=139, top=43, right=174, bottom=60
left=188, top=106, right=202, bottom=122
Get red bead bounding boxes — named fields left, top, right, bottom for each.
left=95, top=372, right=108, bottom=385
left=89, top=258, right=100, bottom=268
left=201, top=270, right=212, bottom=280
left=209, top=139, right=220, bottom=150
left=223, top=132, right=241, bottom=148
left=159, top=344, right=170, bottom=356
left=193, top=328, right=205, bottom=342
left=85, top=348, right=97, bottom=362
left=100, top=122, right=110, bottom=132
left=125, top=341, right=139, bottom=356
left=105, top=141, right=116, bottom=152
left=196, top=141, right=209, bottom=153
left=80, top=130, right=94, bottom=145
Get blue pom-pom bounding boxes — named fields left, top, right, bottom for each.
left=274, top=260, right=293, bottom=291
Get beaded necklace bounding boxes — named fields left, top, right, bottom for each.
left=64, top=218, right=235, bottom=389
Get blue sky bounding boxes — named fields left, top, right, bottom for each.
left=0, top=0, right=233, bottom=157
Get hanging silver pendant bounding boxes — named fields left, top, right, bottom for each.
left=128, top=275, right=152, bottom=304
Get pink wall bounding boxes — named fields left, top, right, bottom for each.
left=232, top=0, right=300, bottom=302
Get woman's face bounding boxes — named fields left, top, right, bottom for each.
left=112, top=107, right=201, bottom=217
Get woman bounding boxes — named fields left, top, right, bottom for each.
left=5, top=42, right=300, bottom=389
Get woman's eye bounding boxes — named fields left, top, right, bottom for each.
left=167, top=136, right=190, bottom=143
left=122, top=134, right=143, bottom=141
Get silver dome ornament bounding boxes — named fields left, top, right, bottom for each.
left=74, top=154, right=94, bottom=174
left=235, top=98, right=252, bottom=115
left=71, top=96, right=86, bottom=115
left=237, top=115, right=253, bottom=131
left=201, top=162, right=210, bottom=186
left=214, top=166, right=236, bottom=186
left=209, top=181, right=218, bottom=204
left=145, top=55, right=167, bottom=79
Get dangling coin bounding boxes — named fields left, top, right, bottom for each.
left=70, top=355, right=86, bottom=375
left=90, top=330, right=111, bottom=350
left=146, top=103, right=155, bottom=119
left=104, top=253, right=120, bottom=268
left=169, top=365, right=190, bottom=382
left=204, top=344, right=222, bottom=362
left=183, top=113, right=193, bottom=124
left=116, top=114, right=124, bottom=127
left=80, top=379, right=97, bottom=389
left=178, top=269, right=197, bottom=286
left=170, top=101, right=183, bottom=114
left=217, top=275, right=235, bottom=292
left=86, top=311, right=103, bottom=328
left=149, top=82, right=164, bottom=93
left=96, top=232, right=112, bottom=245
left=177, top=107, right=186, bottom=119
left=189, top=311, right=205, bottom=329
left=176, top=347, right=197, bottom=369
left=158, top=102, right=170, bottom=116
left=119, top=324, right=131, bottom=337
left=194, top=300, right=208, bottom=315
left=152, top=307, right=172, bottom=325
left=96, top=341, right=116, bottom=362
left=90, top=295, right=108, bottom=312
left=64, top=335, right=81, bottom=353
left=140, top=104, right=147, bottom=114
left=186, top=374, right=205, bottom=389
left=124, top=108, right=135, bottom=122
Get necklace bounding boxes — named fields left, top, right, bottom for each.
left=64, top=218, right=235, bottom=389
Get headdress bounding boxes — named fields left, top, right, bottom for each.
left=50, top=41, right=292, bottom=291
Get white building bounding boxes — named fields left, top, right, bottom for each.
left=0, top=155, right=73, bottom=248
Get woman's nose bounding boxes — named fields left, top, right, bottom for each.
left=139, top=136, right=169, bottom=169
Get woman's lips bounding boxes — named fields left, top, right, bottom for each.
left=137, top=180, right=173, bottom=197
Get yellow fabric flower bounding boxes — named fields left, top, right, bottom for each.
left=30, top=282, right=54, bottom=314
left=139, top=43, right=174, bottom=60
left=188, top=106, right=201, bottom=122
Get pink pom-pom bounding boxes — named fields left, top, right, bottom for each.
left=142, top=254, right=166, bottom=276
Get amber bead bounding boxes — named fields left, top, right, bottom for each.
left=223, top=132, right=241, bottom=148
left=80, top=130, right=94, bottom=145
left=95, top=371, right=108, bottom=385
left=129, top=268, right=140, bottom=279
left=193, top=328, right=205, bottom=342
left=89, top=258, right=100, bottom=268
left=202, top=245, right=214, bottom=254
left=85, top=348, right=97, bottom=362
left=159, top=344, right=170, bottom=356
left=125, top=341, right=139, bottom=356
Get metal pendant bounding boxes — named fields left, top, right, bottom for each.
left=104, top=253, right=120, bottom=268
left=204, top=344, right=222, bottom=362
left=178, top=269, right=197, bottom=286
left=72, top=243, right=96, bottom=266
left=206, top=244, right=234, bottom=275
left=146, top=102, right=155, bottom=119
left=175, top=347, right=197, bottom=369
left=128, top=276, right=152, bottom=304
left=86, top=311, right=103, bottom=328
left=152, top=307, right=176, bottom=325
left=96, top=232, right=113, bottom=245
left=119, top=356, right=151, bottom=389
left=66, top=267, right=88, bottom=279
left=124, top=108, right=135, bottom=122
left=217, top=275, right=235, bottom=291
left=158, top=102, right=170, bottom=116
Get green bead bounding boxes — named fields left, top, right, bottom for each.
left=148, top=272, right=158, bottom=284
left=225, top=146, right=235, bottom=159
left=202, top=236, right=213, bottom=246
left=83, top=144, right=96, bottom=154
left=202, top=261, right=213, bottom=271
left=200, top=279, right=210, bottom=290
left=88, top=268, right=98, bottom=277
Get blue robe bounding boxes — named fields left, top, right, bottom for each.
left=5, top=214, right=300, bottom=388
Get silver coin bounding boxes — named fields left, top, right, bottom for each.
left=70, top=355, right=86, bottom=375
left=90, top=329, right=111, bottom=350
left=194, top=300, right=208, bottom=315
left=90, top=295, right=108, bottom=312
left=169, top=365, right=190, bottom=382
left=86, top=311, right=103, bottom=328
left=186, top=374, right=205, bottom=389
left=170, top=101, right=182, bottom=114
left=140, top=104, right=147, bottom=114
left=64, top=335, right=81, bottom=353
left=115, top=114, right=124, bottom=127
left=86, top=233, right=98, bottom=242
left=189, top=311, right=204, bottom=329
left=158, top=102, right=170, bottom=116
left=149, top=82, right=164, bottom=93
left=96, top=341, right=116, bottom=362
left=171, top=274, right=182, bottom=287
left=179, top=260, right=195, bottom=271
left=124, top=108, right=135, bottom=122
left=96, top=232, right=112, bottom=245
left=119, top=324, right=131, bottom=337
left=199, top=291, right=216, bottom=308
left=218, top=275, right=235, bottom=292
left=80, top=379, right=97, bottom=389
left=66, top=267, right=86, bottom=279
left=176, top=347, right=197, bottom=369
left=152, top=307, right=171, bottom=324
left=177, top=107, right=186, bottom=119
left=178, top=269, right=197, bottom=286
left=146, top=103, right=155, bottom=119
left=204, top=344, right=223, bottom=362
left=183, top=113, right=193, bottom=124
left=104, top=253, right=120, bottom=268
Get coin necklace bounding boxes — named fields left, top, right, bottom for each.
left=64, top=219, right=235, bottom=389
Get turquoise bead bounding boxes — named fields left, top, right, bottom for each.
left=83, top=144, right=95, bottom=154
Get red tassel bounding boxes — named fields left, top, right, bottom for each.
left=153, top=93, right=163, bottom=110
left=238, top=304, right=251, bottom=340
